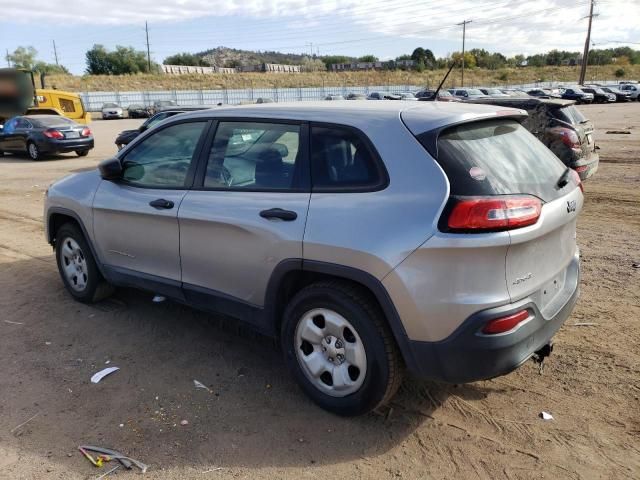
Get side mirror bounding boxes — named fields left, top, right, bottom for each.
left=99, top=157, right=123, bottom=180
left=139, top=125, right=148, bottom=133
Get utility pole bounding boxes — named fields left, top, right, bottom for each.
left=52, top=40, right=59, bottom=66
left=457, top=20, right=472, bottom=87
left=579, top=0, right=595, bottom=85
left=5, top=49, right=10, bottom=67
left=145, top=21, right=151, bottom=72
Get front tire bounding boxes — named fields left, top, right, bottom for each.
left=281, top=281, right=402, bottom=416
left=27, top=142, right=41, bottom=160
left=76, top=150, right=89, bottom=157
left=55, top=223, right=113, bottom=303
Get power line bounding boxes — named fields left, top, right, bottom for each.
left=457, top=20, right=472, bottom=87
left=579, top=0, right=596, bottom=84
left=145, top=21, right=151, bottom=71
left=52, top=40, right=59, bottom=66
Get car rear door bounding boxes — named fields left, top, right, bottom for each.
left=92, top=119, right=210, bottom=297
left=178, top=119, right=310, bottom=318
left=178, top=119, right=310, bottom=313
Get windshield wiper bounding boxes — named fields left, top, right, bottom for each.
left=556, top=167, right=571, bottom=189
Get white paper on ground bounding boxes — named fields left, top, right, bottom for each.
left=193, top=380, right=211, bottom=392
left=91, top=367, right=120, bottom=384
left=540, top=411, right=554, bottom=420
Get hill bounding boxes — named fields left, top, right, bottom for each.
left=196, top=46, right=339, bottom=68
left=45, top=65, right=640, bottom=93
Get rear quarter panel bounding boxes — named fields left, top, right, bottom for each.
left=303, top=115, right=449, bottom=280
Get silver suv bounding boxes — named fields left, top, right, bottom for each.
left=45, top=102, right=583, bottom=416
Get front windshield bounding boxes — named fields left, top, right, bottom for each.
left=467, top=89, right=485, bottom=96
left=103, top=103, right=118, bottom=108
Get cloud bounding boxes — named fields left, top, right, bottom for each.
left=2, top=0, right=638, bottom=55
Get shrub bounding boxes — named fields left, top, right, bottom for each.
left=615, top=68, right=626, bottom=78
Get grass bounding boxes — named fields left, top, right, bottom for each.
left=45, top=65, right=640, bottom=92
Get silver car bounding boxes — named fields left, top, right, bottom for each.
left=101, top=103, right=124, bottom=120
left=45, top=102, right=583, bottom=416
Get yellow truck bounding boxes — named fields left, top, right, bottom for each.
left=0, top=68, right=90, bottom=125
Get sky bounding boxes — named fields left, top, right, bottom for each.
left=1, top=0, right=639, bottom=74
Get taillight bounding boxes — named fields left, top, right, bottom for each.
left=482, top=309, right=530, bottom=334
left=570, top=168, right=584, bottom=192
left=446, top=195, right=542, bottom=232
left=554, top=127, right=580, bottom=148
left=43, top=128, right=64, bottom=139
left=81, top=127, right=92, bottom=137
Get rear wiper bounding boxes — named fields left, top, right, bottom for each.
left=556, top=167, right=571, bottom=189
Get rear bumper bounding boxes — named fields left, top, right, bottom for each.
left=38, top=138, right=94, bottom=153
left=402, top=254, right=580, bottom=383
left=570, top=152, right=599, bottom=180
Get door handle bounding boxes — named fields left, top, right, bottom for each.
left=259, top=208, right=297, bottom=221
left=149, top=198, right=174, bottom=209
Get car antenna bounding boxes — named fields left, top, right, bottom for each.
left=432, top=59, right=458, bottom=102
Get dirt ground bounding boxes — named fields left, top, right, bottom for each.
left=0, top=104, right=638, bottom=480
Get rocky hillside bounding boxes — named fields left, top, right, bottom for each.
left=197, top=46, right=315, bottom=67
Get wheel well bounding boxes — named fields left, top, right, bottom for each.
left=272, top=270, right=388, bottom=336
left=48, top=213, right=81, bottom=245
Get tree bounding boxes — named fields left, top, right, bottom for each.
left=395, top=54, right=412, bottom=61
left=163, top=53, right=209, bottom=66
left=358, top=55, right=378, bottom=63
left=411, top=48, right=426, bottom=63
left=526, top=53, right=547, bottom=67
left=614, top=68, right=626, bottom=78
left=301, top=56, right=326, bottom=72
left=33, top=62, right=70, bottom=75
left=6, top=46, right=38, bottom=69
left=321, top=55, right=352, bottom=69
left=85, top=44, right=156, bottom=75
left=451, top=51, right=476, bottom=68
left=424, top=49, right=436, bottom=69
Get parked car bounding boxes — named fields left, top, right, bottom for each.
left=346, top=93, right=367, bottom=100
left=367, top=92, right=401, bottom=100
left=619, top=83, right=640, bottom=100
left=45, top=101, right=582, bottom=416
left=415, top=89, right=460, bottom=101
left=479, top=88, right=509, bottom=97
left=580, top=87, right=615, bottom=103
left=115, top=108, right=208, bottom=150
left=596, top=86, right=631, bottom=102
left=465, top=97, right=598, bottom=180
left=127, top=104, right=151, bottom=118
left=558, top=87, right=593, bottom=104
left=397, top=92, right=418, bottom=101
left=324, top=94, right=345, bottom=101
left=101, top=103, right=124, bottom=120
left=151, top=100, right=178, bottom=113
left=500, top=89, right=531, bottom=98
left=0, top=115, right=93, bottom=160
left=527, top=88, right=562, bottom=99
left=448, top=88, right=488, bottom=99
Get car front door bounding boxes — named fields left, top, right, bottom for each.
left=13, top=118, right=33, bottom=152
left=0, top=118, right=20, bottom=151
left=178, top=120, right=310, bottom=323
left=92, top=119, right=210, bottom=297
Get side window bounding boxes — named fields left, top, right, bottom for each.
left=16, top=118, right=31, bottom=129
left=59, top=98, right=76, bottom=113
left=311, top=125, right=386, bottom=191
left=121, top=121, right=206, bottom=188
left=3, top=118, right=16, bottom=133
left=204, top=121, right=302, bottom=190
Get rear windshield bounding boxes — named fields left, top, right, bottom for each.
left=551, top=105, right=586, bottom=125
left=421, top=119, right=569, bottom=202
left=31, top=115, right=75, bottom=127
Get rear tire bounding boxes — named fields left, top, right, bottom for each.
left=76, top=150, right=89, bottom=157
left=281, top=281, right=403, bottom=416
left=55, top=223, right=114, bottom=303
left=27, top=142, right=41, bottom=160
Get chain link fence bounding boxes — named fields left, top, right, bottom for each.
left=79, top=80, right=621, bottom=111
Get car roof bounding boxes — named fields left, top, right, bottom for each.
left=465, top=97, right=575, bottom=110
left=180, top=101, right=527, bottom=133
